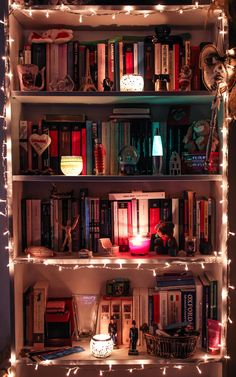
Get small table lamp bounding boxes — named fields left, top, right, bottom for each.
left=152, top=127, right=163, bottom=175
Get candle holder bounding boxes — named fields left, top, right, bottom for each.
left=60, top=156, right=83, bottom=176
left=129, top=235, right=151, bottom=256
left=90, top=334, right=113, bottom=358
left=120, top=74, right=144, bottom=92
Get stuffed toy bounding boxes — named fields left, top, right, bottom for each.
left=183, top=119, right=219, bottom=153
left=154, top=220, right=178, bottom=257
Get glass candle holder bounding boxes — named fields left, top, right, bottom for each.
left=90, top=334, right=113, bottom=358
left=120, top=74, right=144, bottom=92
left=60, top=156, right=83, bottom=176
left=129, top=235, right=151, bottom=255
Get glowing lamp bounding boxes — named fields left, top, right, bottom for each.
left=152, top=126, right=163, bottom=175
left=90, top=334, right=113, bottom=358
left=60, top=156, right=83, bottom=176
left=120, top=74, right=144, bottom=92
left=129, top=235, right=150, bottom=255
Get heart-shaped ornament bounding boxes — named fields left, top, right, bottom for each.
left=29, top=133, right=51, bottom=156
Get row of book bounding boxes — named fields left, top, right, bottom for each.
left=21, top=189, right=215, bottom=255
left=24, top=33, right=205, bottom=92
left=19, top=111, right=155, bottom=176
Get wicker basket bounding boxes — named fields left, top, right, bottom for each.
left=144, top=333, right=198, bottom=359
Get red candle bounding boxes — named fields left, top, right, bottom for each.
left=129, top=235, right=150, bottom=255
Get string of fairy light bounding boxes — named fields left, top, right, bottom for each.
left=0, top=1, right=235, bottom=376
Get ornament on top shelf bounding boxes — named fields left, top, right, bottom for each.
left=17, top=64, right=45, bottom=91
left=28, top=29, right=73, bottom=44
left=169, top=151, right=181, bottom=175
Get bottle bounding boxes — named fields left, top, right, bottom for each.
left=94, top=139, right=105, bottom=175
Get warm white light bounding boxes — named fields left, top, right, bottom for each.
left=201, top=263, right=205, bottom=269
left=79, top=14, right=83, bottom=23
left=185, top=264, right=188, bottom=271
left=222, top=213, right=228, bottom=224
left=196, top=366, right=202, bottom=374
left=58, top=266, right=62, bottom=271
left=179, top=9, right=183, bottom=14
left=112, top=13, right=116, bottom=20
left=163, top=367, right=166, bottom=375
left=46, top=10, right=49, bottom=18
left=153, top=269, right=156, bottom=276
left=228, top=317, right=233, bottom=324
left=66, top=369, right=72, bottom=376
left=129, top=369, right=133, bottom=373
left=222, top=288, right=228, bottom=300
left=229, top=232, right=235, bottom=236
left=124, top=6, right=133, bottom=14
left=144, top=13, right=150, bottom=18
left=100, top=371, right=103, bottom=376
left=155, top=4, right=165, bottom=11
left=29, top=7, right=32, bottom=17
left=35, top=364, right=38, bottom=370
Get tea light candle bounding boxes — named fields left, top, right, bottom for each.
left=60, top=156, right=83, bottom=176
left=129, top=235, right=151, bottom=255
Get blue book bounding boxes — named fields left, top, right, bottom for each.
left=198, top=273, right=210, bottom=350
left=181, top=289, right=196, bottom=330
left=114, top=40, right=120, bottom=91
left=138, top=41, right=144, bottom=78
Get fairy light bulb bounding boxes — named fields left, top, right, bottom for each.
left=79, top=14, right=83, bottom=23
left=112, top=13, right=116, bottom=20
left=196, top=366, right=202, bottom=374
left=46, top=10, right=49, bottom=18
left=179, top=9, right=183, bottom=14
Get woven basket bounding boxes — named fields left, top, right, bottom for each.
left=144, top=333, right=198, bottom=359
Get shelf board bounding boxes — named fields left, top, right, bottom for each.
left=12, top=174, right=222, bottom=183
left=12, top=91, right=214, bottom=105
left=15, top=254, right=221, bottom=266
left=20, top=340, right=222, bottom=366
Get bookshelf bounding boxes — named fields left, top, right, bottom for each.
left=2, top=1, right=230, bottom=377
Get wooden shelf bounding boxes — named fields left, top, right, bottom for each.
left=19, top=339, right=222, bottom=366
left=12, top=174, right=222, bottom=183
left=12, top=91, right=214, bottom=105
left=15, top=254, right=221, bottom=266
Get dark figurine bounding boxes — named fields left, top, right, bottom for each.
left=108, top=315, right=118, bottom=348
left=128, top=320, right=139, bottom=355
left=154, top=220, right=178, bottom=257
left=103, top=77, right=113, bottom=91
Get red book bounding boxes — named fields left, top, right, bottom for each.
left=81, top=126, right=87, bottom=175
left=124, top=43, right=133, bottom=74
left=190, top=45, right=201, bottom=90
left=149, top=199, right=161, bottom=236
left=48, top=122, right=59, bottom=174
left=108, top=41, right=115, bottom=84
left=60, top=123, right=71, bottom=156
left=153, top=292, right=160, bottom=325
left=71, top=123, right=81, bottom=156
left=173, top=43, right=180, bottom=91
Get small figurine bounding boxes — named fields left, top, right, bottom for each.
left=103, top=76, right=113, bottom=91
left=128, top=320, right=139, bottom=355
left=56, top=215, right=79, bottom=253
left=154, top=220, right=178, bottom=257
left=179, top=65, right=192, bottom=91
left=108, top=315, right=118, bottom=348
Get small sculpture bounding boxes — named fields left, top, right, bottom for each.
left=128, top=320, right=139, bottom=355
left=49, top=75, right=74, bottom=92
left=80, top=48, right=97, bottom=92
left=154, top=220, right=178, bottom=257
left=103, top=77, right=113, bottom=91
left=179, top=65, right=192, bottom=91
left=17, top=64, right=45, bottom=91
left=108, top=315, right=118, bottom=348
left=56, top=215, right=79, bottom=253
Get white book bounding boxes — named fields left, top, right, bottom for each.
left=97, top=43, right=106, bottom=91
left=121, top=298, right=133, bottom=346
left=172, top=198, right=179, bottom=247
left=133, top=42, right=138, bottom=74
left=138, top=198, right=149, bottom=236
left=195, top=276, right=203, bottom=348
left=154, top=42, right=161, bottom=75
left=101, top=121, right=111, bottom=175
left=33, top=280, right=49, bottom=348
left=109, top=191, right=165, bottom=201
left=111, top=201, right=118, bottom=245
left=159, top=290, right=168, bottom=330
left=26, top=199, right=32, bottom=247
left=131, top=198, right=138, bottom=236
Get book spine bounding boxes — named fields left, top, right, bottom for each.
left=33, top=284, right=48, bottom=348
left=181, top=289, right=196, bottom=330
left=48, top=122, right=59, bottom=174
left=121, top=298, right=133, bottom=346
left=137, top=41, right=144, bottom=78
left=41, top=200, right=51, bottom=248
left=60, top=122, right=71, bottom=156
left=133, top=42, right=138, bottom=74
left=117, top=201, right=129, bottom=252
left=19, top=120, right=28, bottom=172
left=124, top=42, right=134, bottom=74
left=144, top=41, right=154, bottom=91
left=168, top=290, right=182, bottom=325
left=71, top=123, right=81, bottom=156
left=114, top=41, right=120, bottom=91
left=97, top=43, right=106, bottom=92
left=41, top=120, right=50, bottom=170
left=81, top=125, right=87, bottom=175
left=73, top=41, right=79, bottom=90
left=31, top=199, right=41, bottom=246
left=86, top=120, right=93, bottom=175
left=138, top=198, right=148, bottom=236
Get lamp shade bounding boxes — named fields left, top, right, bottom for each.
left=90, top=334, right=113, bottom=358
left=60, top=156, right=83, bottom=176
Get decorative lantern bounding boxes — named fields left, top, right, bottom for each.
left=60, top=156, right=83, bottom=176
left=90, top=334, right=113, bottom=358
left=120, top=74, right=144, bottom=92
left=152, top=126, right=163, bottom=175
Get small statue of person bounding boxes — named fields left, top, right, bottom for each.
left=103, top=76, right=113, bottom=91
left=108, top=315, right=118, bottom=348
left=128, top=320, right=139, bottom=355
left=56, top=215, right=79, bottom=253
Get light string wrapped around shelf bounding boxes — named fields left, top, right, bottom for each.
left=0, top=5, right=234, bottom=377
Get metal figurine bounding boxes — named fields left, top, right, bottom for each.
left=128, top=320, right=139, bottom=355
left=56, top=215, right=79, bottom=253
